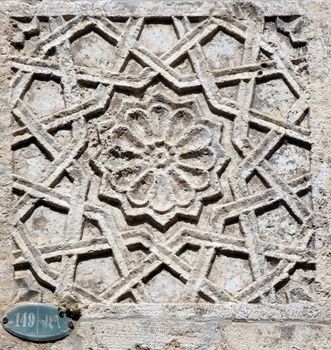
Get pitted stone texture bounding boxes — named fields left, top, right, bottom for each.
left=7, top=8, right=320, bottom=306
left=91, top=93, right=229, bottom=227
left=0, top=0, right=330, bottom=349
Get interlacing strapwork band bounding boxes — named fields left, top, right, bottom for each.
left=10, top=14, right=317, bottom=304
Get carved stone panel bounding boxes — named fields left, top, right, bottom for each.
left=0, top=1, right=330, bottom=349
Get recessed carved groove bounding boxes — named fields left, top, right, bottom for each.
left=9, top=11, right=315, bottom=306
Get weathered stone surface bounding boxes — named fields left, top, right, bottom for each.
left=0, top=0, right=330, bottom=348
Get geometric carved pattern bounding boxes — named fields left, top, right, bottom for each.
left=90, top=93, right=230, bottom=227
left=10, top=14, right=317, bottom=304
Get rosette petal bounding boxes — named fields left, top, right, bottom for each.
left=178, top=147, right=216, bottom=170
left=166, top=109, right=194, bottom=144
left=175, top=164, right=210, bottom=191
left=149, top=171, right=175, bottom=213
left=111, top=125, right=145, bottom=153
left=176, top=126, right=212, bottom=152
left=168, top=167, right=195, bottom=207
left=110, top=162, right=146, bottom=193
left=148, top=104, right=170, bottom=140
left=125, top=109, right=155, bottom=144
left=127, top=170, right=155, bottom=206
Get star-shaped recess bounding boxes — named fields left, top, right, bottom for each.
left=10, top=14, right=315, bottom=304
left=12, top=198, right=316, bottom=303
left=90, top=93, right=229, bottom=228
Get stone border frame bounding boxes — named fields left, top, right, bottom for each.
left=0, top=0, right=329, bottom=348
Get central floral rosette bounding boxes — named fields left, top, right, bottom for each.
left=91, top=94, right=229, bottom=227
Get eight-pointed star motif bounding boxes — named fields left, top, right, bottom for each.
left=91, top=93, right=230, bottom=227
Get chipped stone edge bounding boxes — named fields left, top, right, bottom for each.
left=83, top=302, right=331, bottom=322
left=0, top=0, right=330, bottom=323
left=0, top=0, right=310, bottom=17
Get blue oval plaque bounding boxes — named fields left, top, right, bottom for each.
left=2, top=303, right=73, bottom=342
